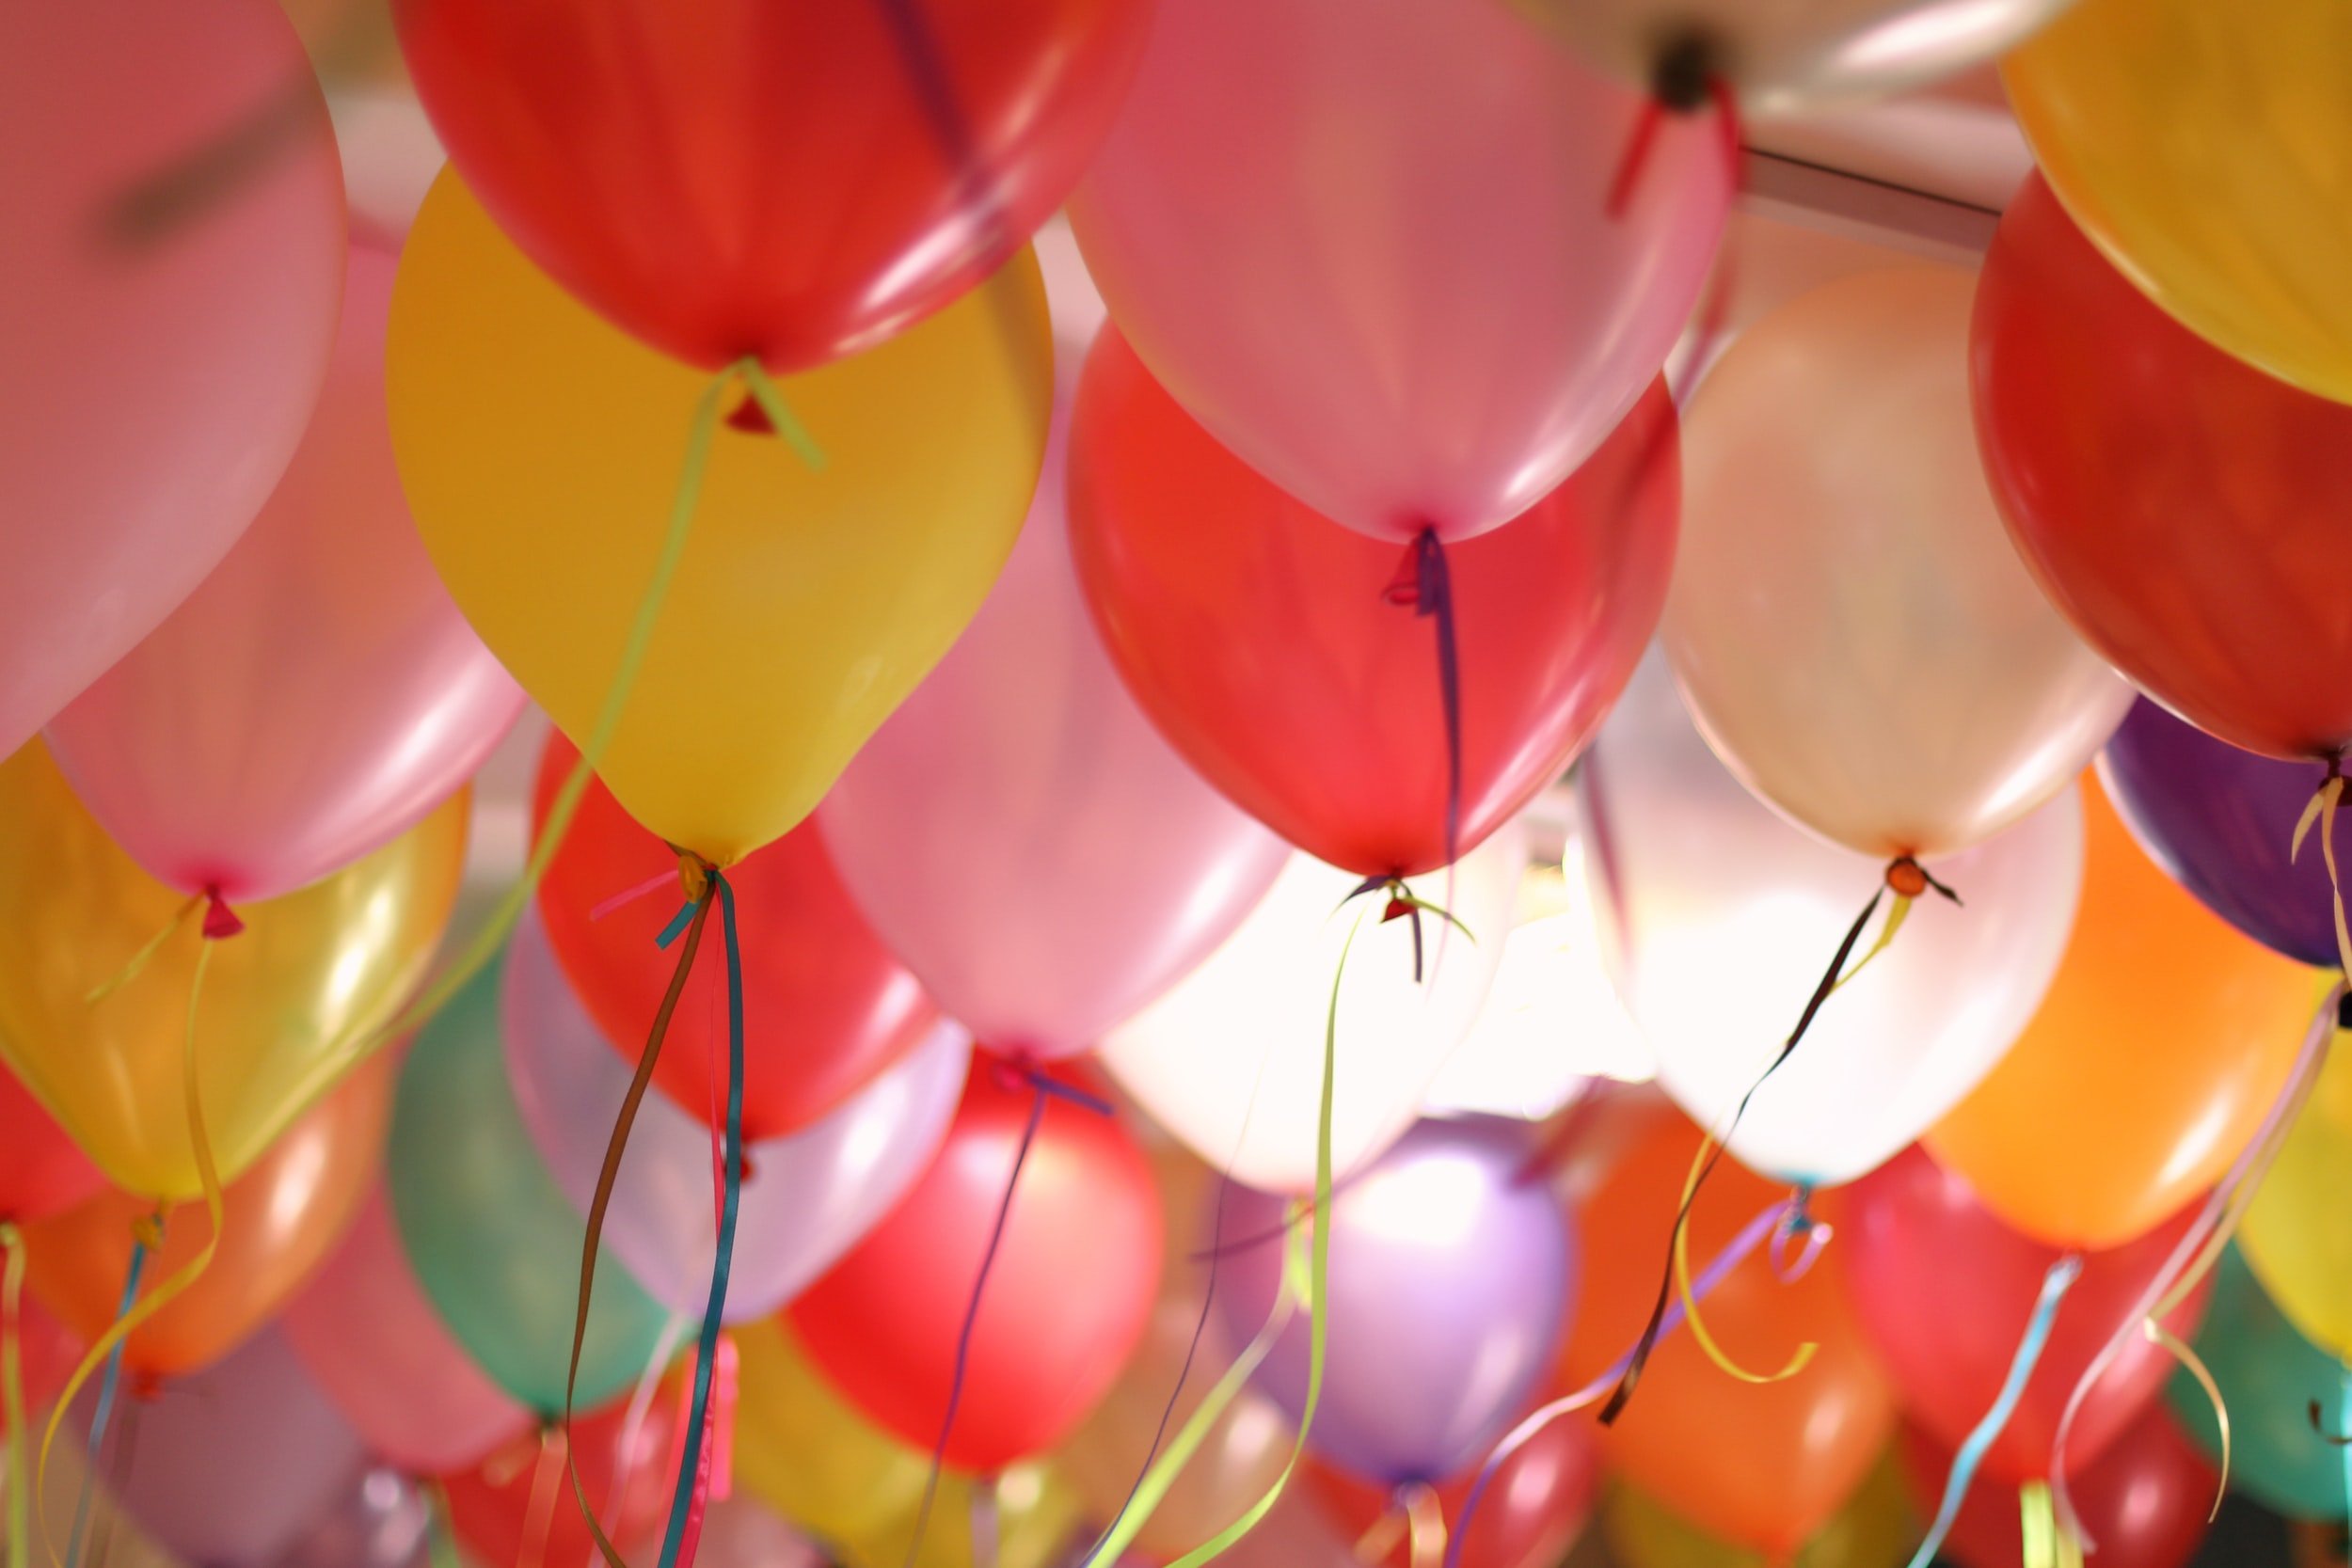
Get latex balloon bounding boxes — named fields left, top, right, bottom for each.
left=1668, top=268, right=2127, bottom=858
left=0, top=741, right=465, bottom=1201
left=1973, top=170, right=2352, bottom=763
left=0, top=0, right=344, bottom=758
left=266, top=1467, right=435, bottom=1568
left=1558, top=1111, right=1896, bottom=1557
left=0, top=1061, right=103, bottom=1226
left=24, top=1053, right=390, bottom=1381
left=1602, top=1450, right=1919, bottom=1568
left=280, top=1190, right=528, bottom=1476
left=2169, top=1248, right=2349, bottom=1522
left=386, top=945, right=667, bottom=1415
left=505, top=904, right=969, bottom=1322
left=441, top=1401, right=675, bottom=1568
left=1926, top=780, right=2317, bottom=1250
left=819, top=394, right=1288, bottom=1061
left=2240, top=1028, right=2352, bottom=1357
left=1100, top=832, right=1522, bottom=1196
left=788, top=1064, right=1161, bottom=1471
left=102, top=1329, right=368, bottom=1568
left=1585, top=645, right=2083, bottom=1186
left=1072, top=328, right=1676, bottom=879
left=398, top=0, right=1145, bottom=372
left=1842, top=1147, right=2209, bottom=1487
left=1309, top=1410, right=1597, bottom=1568
left=1900, top=1411, right=2214, bottom=1568
left=2005, top=0, right=2352, bottom=404
left=45, top=244, right=521, bottom=904
left=1068, top=0, right=1725, bottom=544
left=389, top=171, right=1052, bottom=865
left=17, top=1291, right=85, bottom=1418
left=1218, top=1118, right=1573, bottom=1485
left=533, top=734, right=941, bottom=1141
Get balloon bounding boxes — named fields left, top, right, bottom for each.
left=398, top=0, right=1145, bottom=372
left=0, top=740, right=465, bottom=1201
left=1067, top=0, right=1725, bottom=545
left=0, top=1061, right=103, bottom=1226
left=2099, top=700, right=2341, bottom=971
left=0, top=0, right=344, bottom=758
left=505, top=904, right=970, bottom=1323
left=1842, top=1147, right=2209, bottom=1487
left=389, top=171, right=1053, bottom=865
left=2005, top=0, right=2352, bottom=404
left=24, top=1053, right=390, bottom=1381
left=1071, top=328, right=1676, bottom=878
left=267, top=1466, right=437, bottom=1568
left=102, top=1329, right=368, bottom=1568
left=1602, top=1450, right=1919, bottom=1568
left=1558, top=1111, right=1895, bottom=1557
left=1517, top=0, right=2075, bottom=116
left=1900, top=1410, right=2214, bottom=1568
left=280, top=1190, right=528, bottom=1476
left=819, top=395, right=1288, bottom=1061
left=440, top=1401, right=676, bottom=1568
left=2240, top=1026, right=2352, bottom=1358
left=1972, top=170, right=2352, bottom=763
left=732, top=1317, right=1081, bottom=1568
left=386, top=944, right=667, bottom=1415
left=1666, top=268, right=2127, bottom=859
left=788, top=1064, right=1161, bottom=1471
left=1925, top=779, right=2317, bottom=1250
left=45, top=244, right=521, bottom=904
left=1308, top=1397, right=1597, bottom=1568
left=1216, top=1117, right=1573, bottom=1485
left=1584, top=645, right=2083, bottom=1186
left=2169, top=1248, right=2348, bottom=1522
left=17, top=1291, right=86, bottom=1418
left=1100, top=832, right=1522, bottom=1196
left=532, top=734, right=940, bottom=1142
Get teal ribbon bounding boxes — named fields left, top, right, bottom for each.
left=63, top=1231, right=153, bottom=1568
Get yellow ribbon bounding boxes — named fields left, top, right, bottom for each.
left=1669, top=1129, right=1817, bottom=1386
left=1825, top=895, right=1914, bottom=998
left=2146, top=1319, right=2230, bottom=1520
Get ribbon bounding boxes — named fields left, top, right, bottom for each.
left=518, top=1429, right=566, bottom=1568
left=0, top=1225, right=20, bottom=1568
left=2292, top=770, right=2352, bottom=979
left=1905, top=1256, right=2085, bottom=1568
left=1400, top=1483, right=1445, bottom=1568
left=56, top=1225, right=152, bottom=1568
left=2019, top=1481, right=2081, bottom=1568
left=1383, top=530, right=1461, bottom=883
left=2150, top=1320, right=2229, bottom=1520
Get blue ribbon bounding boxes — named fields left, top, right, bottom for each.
left=64, top=1228, right=153, bottom=1568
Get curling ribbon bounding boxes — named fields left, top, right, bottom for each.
left=2292, top=769, right=2352, bottom=980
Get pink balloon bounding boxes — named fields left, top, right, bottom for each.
left=1067, top=0, right=1728, bottom=544
left=818, top=378, right=1287, bottom=1060
left=46, top=245, right=522, bottom=903
left=0, top=0, right=345, bottom=756
left=280, top=1187, right=527, bottom=1476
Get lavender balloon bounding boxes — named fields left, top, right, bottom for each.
left=2101, top=697, right=2339, bottom=969
left=1216, top=1117, right=1574, bottom=1485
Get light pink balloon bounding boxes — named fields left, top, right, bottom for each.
left=818, top=380, right=1288, bottom=1060
left=46, top=245, right=523, bottom=902
left=0, top=0, right=345, bottom=756
left=281, top=1187, right=528, bottom=1476
left=1067, top=0, right=1730, bottom=544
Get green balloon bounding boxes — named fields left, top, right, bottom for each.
left=2169, top=1246, right=2351, bottom=1521
left=388, top=944, right=668, bottom=1415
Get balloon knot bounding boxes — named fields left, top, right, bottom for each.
left=199, top=887, right=243, bottom=941
left=675, top=852, right=713, bottom=906
left=129, top=1215, right=164, bottom=1253
left=1649, top=29, right=1723, bottom=113
left=1885, top=856, right=1961, bottom=905
left=723, top=391, right=773, bottom=436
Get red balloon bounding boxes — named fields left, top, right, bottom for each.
left=1973, top=171, right=2352, bottom=762
left=1308, top=1409, right=1597, bottom=1568
left=1068, top=327, right=1677, bottom=879
left=17, top=1291, right=84, bottom=1417
left=1842, top=1147, right=2209, bottom=1488
left=439, top=1398, right=676, bottom=1568
left=0, top=1063, right=102, bottom=1224
left=532, top=733, right=939, bottom=1141
left=787, top=1062, right=1161, bottom=1470
left=1899, top=1409, right=2215, bottom=1568
left=395, top=0, right=1149, bottom=372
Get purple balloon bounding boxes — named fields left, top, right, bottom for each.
left=1216, top=1117, right=1574, bottom=1485
left=2100, top=698, right=2338, bottom=969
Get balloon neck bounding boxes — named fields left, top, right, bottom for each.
left=199, top=886, right=243, bottom=941
left=1883, top=856, right=1959, bottom=905
left=1648, top=29, right=1723, bottom=114
left=723, top=391, right=774, bottom=436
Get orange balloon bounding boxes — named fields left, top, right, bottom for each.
left=1926, top=776, right=2317, bottom=1251
left=1556, top=1112, right=1895, bottom=1559
left=23, top=1049, right=390, bottom=1382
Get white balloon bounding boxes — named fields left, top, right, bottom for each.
left=1102, top=829, right=1523, bottom=1195
left=1581, top=647, right=2081, bottom=1186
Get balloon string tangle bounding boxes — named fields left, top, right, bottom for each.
left=1600, top=856, right=1952, bottom=1425
left=2290, top=765, right=2352, bottom=978
left=0, top=1224, right=23, bottom=1568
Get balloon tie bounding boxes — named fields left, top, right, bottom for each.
left=1905, top=1255, right=2084, bottom=1568
left=2290, top=766, right=2352, bottom=980
left=1443, top=1196, right=1794, bottom=1568
left=518, top=1427, right=566, bottom=1568
left=723, top=363, right=827, bottom=469
left=1602, top=861, right=1938, bottom=1425
left=198, top=886, right=243, bottom=941
left=1342, top=873, right=1472, bottom=988
left=564, top=875, right=716, bottom=1568
left=2149, top=1319, right=2231, bottom=1519
left=1768, top=1187, right=1833, bottom=1284
left=0, top=1224, right=24, bottom=1568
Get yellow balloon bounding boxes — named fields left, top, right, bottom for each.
left=388, top=170, right=1054, bottom=864
left=2005, top=0, right=2352, bottom=404
left=2239, top=1034, right=2352, bottom=1357
left=0, top=740, right=466, bottom=1201
left=1602, top=1450, right=1918, bottom=1568
left=731, top=1318, right=1079, bottom=1568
